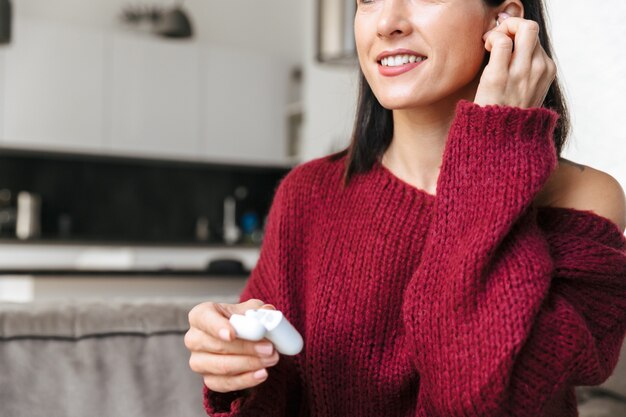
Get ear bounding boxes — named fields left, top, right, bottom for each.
left=484, top=0, right=525, bottom=33
left=499, top=0, right=524, bottom=19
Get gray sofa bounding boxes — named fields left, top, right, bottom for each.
left=0, top=299, right=207, bottom=417
left=0, top=300, right=624, bottom=417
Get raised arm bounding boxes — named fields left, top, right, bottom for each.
left=401, top=100, right=626, bottom=416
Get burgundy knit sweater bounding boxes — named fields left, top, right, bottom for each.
left=203, top=100, right=626, bottom=417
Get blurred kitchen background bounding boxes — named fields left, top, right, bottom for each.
left=0, top=0, right=624, bottom=303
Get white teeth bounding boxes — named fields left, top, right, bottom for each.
left=380, top=54, right=426, bottom=67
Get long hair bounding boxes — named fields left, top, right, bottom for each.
left=329, top=0, right=570, bottom=188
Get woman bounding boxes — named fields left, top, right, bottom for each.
left=185, top=0, right=626, bottom=415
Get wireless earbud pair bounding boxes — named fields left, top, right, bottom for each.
left=229, top=309, right=303, bottom=356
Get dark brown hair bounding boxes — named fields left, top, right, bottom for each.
left=329, top=0, right=570, bottom=188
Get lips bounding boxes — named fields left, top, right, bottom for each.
left=376, top=49, right=428, bottom=77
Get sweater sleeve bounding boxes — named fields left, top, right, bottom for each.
left=401, top=99, right=626, bottom=417
left=203, top=176, right=303, bottom=417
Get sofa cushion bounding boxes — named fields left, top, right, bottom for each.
left=0, top=299, right=207, bottom=417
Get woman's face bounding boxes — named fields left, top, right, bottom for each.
left=354, top=0, right=494, bottom=110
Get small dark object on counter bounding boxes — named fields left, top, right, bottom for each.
left=120, top=4, right=165, bottom=24
left=154, top=7, right=193, bottom=39
left=120, top=4, right=193, bottom=39
left=206, top=258, right=248, bottom=276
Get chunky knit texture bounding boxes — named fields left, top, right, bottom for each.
left=203, top=100, right=626, bottom=417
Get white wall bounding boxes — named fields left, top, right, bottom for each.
left=14, top=0, right=304, bottom=66
left=301, top=0, right=626, bottom=189
left=301, top=0, right=358, bottom=162
left=545, top=0, right=626, bottom=183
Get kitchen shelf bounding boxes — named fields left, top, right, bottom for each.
left=0, top=269, right=250, bottom=277
left=0, top=238, right=262, bottom=248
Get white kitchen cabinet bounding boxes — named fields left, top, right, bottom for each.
left=106, top=32, right=201, bottom=160
left=1, top=18, right=105, bottom=152
left=0, top=17, right=293, bottom=164
left=200, top=46, right=290, bottom=164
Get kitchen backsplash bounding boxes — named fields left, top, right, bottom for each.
left=0, top=148, right=292, bottom=245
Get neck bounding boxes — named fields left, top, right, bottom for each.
left=382, top=79, right=480, bottom=194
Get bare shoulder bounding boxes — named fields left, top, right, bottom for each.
left=537, top=158, right=626, bottom=233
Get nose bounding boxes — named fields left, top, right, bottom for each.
left=377, top=0, right=412, bottom=39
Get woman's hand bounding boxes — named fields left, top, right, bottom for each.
left=184, top=298, right=280, bottom=393
left=474, top=13, right=557, bottom=108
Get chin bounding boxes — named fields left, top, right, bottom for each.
left=376, top=82, right=480, bottom=111
left=376, top=95, right=431, bottom=111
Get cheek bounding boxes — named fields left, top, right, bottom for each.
left=428, top=8, right=487, bottom=67
left=437, top=27, right=487, bottom=78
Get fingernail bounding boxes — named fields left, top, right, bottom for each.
left=498, top=12, right=511, bottom=20
left=219, top=328, right=231, bottom=341
left=253, top=369, right=268, bottom=380
left=255, top=343, right=274, bottom=356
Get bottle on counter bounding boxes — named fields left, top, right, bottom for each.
left=16, top=191, right=41, bottom=240
left=222, top=196, right=241, bottom=245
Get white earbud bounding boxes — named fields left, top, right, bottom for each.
left=229, top=309, right=304, bottom=356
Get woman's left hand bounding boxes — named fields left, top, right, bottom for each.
left=474, top=14, right=557, bottom=109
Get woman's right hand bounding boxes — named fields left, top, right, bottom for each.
left=185, top=298, right=280, bottom=393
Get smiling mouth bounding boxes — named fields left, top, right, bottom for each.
left=378, top=54, right=428, bottom=67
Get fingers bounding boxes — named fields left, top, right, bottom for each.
left=191, top=352, right=277, bottom=380
left=483, top=31, right=513, bottom=77
left=203, top=369, right=270, bottom=394
left=479, top=15, right=555, bottom=108
left=508, top=20, right=540, bottom=77
left=188, top=299, right=266, bottom=342
left=188, top=301, right=235, bottom=342
left=185, top=298, right=279, bottom=356
left=484, top=17, right=541, bottom=69
left=184, top=326, right=276, bottom=356
left=185, top=299, right=281, bottom=393
left=189, top=351, right=280, bottom=376
left=484, top=16, right=538, bottom=49
left=484, top=16, right=539, bottom=55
